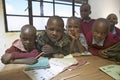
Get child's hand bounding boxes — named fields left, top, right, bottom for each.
left=1, top=54, right=12, bottom=64
left=68, top=30, right=80, bottom=40
left=23, top=57, right=37, bottom=64
left=41, top=44, right=53, bottom=53
left=11, top=57, right=38, bottom=64
left=53, top=53, right=64, bottom=58
left=99, top=50, right=108, bottom=58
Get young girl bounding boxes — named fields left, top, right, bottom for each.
left=1, top=24, right=38, bottom=64
left=66, top=16, right=88, bottom=53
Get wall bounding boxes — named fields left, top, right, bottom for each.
left=0, top=0, right=20, bottom=69
left=0, top=0, right=120, bottom=69
left=89, top=0, right=120, bottom=28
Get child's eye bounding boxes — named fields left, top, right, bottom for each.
left=74, top=26, right=78, bottom=28
left=48, top=28, right=54, bottom=31
left=56, top=29, right=62, bottom=32
left=68, top=26, right=72, bottom=28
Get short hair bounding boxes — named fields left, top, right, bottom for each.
left=92, top=18, right=110, bottom=33
left=67, top=16, right=80, bottom=27
left=47, top=16, right=64, bottom=28
left=21, top=24, right=36, bottom=35
left=81, top=3, right=91, bottom=10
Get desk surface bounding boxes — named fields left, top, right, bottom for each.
left=0, top=56, right=115, bottom=80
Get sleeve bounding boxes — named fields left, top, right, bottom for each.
left=79, top=34, right=88, bottom=50
left=36, top=31, right=46, bottom=52
left=51, top=43, right=70, bottom=56
left=88, top=47, right=101, bottom=56
left=10, top=49, right=39, bottom=59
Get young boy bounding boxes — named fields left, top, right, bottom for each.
left=86, top=18, right=120, bottom=56
left=107, top=13, right=120, bottom=37
left=80, top=3, right=95, bottom=37
left=1, top=24, right=38, bottom=64
left=37, top=16, right=70, bottom=58
left=66, top=16, right=87, bottom=53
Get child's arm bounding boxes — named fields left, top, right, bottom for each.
left=76, top=39, right=84, bottom=53
left=1, top=54, right=12, bottom=64
left=10, top=49, right=38, bottom=59
left=10, top=57, right=37, bottom=64
left=70, top=39, right=75, bottom=53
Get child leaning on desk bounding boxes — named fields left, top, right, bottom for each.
left=66, top=16, right=88, bottom=54
left=85, top=18, right=120, bottom=57
left=37, top=16, right=70, bottom=58
left=1, top=24, right=38, bottom=64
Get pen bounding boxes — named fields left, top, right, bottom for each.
left=35, top=52, right=45, bottom=59
left=60, top=72, right=80, bottom=80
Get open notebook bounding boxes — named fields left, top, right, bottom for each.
left=24, top=54, right=78, bottom=80
left=99, top=64, right=120, bottom=80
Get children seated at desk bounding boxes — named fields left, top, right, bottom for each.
left=106, top=13, right=120, bottom=37
left=85, top=18, right=120, bottom=56
left=37, top=16, right=70, bottom=58
left=66, top=16, right=88, bottom=53
left=80, top=3, right=95, bottom=38
left=1, top=24, right=38, bottom=64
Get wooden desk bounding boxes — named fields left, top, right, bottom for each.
left=0, top=56, right=115, bottom=80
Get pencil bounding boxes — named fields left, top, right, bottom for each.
left=35, top=52, right=45, bottom=59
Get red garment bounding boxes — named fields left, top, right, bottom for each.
left=80, top=19, right=95, bottom=37
left=5, top=39, right=38, bottom=59
left=86, top=31, right=120, bottom=55
left=115, top=27, right=120, bottom=37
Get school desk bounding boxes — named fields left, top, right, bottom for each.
left=0, top=56, right=115, bottom=80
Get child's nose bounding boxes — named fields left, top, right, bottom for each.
left=53, top=31, right=57, bottom=35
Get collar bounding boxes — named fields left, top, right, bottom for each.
left=13, top=39, right=27, bottom=52
left=82, top=17, right=91, bottom=23
left=111, top=27, right=116, bottom=34
left=92, top=38, right=104, bottom=46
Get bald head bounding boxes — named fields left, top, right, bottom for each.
left=47, top=16, right=64, bottom=29
left=92, top=18, right=110, bottom=33
left=21, top=24, right=36, bottom=36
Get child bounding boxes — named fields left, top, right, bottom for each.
left=1, top=24, right=38, bottom=64
left=107, top=13, right=120, bottom=37
left=66, top=16, right=88, bottom=53
left=86, top=18, right=120, bottom=56
left=80, top=3, right=95, bottom=37
left=37, top=16, right=70, bottom=58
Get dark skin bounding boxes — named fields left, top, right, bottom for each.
left=107, top=13, right=118, bottom=32
left=92, top=18, right=110, bottom=58
left=42, top=16, right=65, bottom=58
left=1, top=25, right=37, bottom=64
left=66, top=16, right=84, bottom=53
left=80, top=3, right=91, bottom=20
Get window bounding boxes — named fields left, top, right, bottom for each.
left=3, top=0, right=88, bottom=32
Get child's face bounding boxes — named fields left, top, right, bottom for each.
left=21, top=32, right=36, bottom=51
left=107, top=14, right=118, bottom=26
left=93, top=22, right=108, bottom=43
left=46, top=21, right=64, bottom=42
left=67, top=19, right=80, bottom=36
left=80, top=5, right=91, bottom=19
